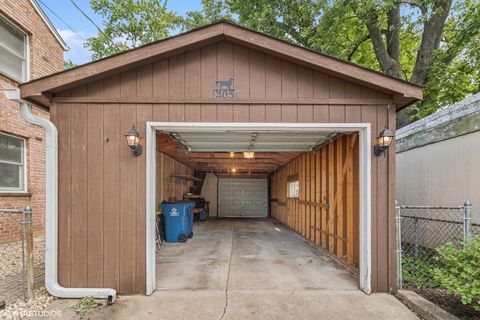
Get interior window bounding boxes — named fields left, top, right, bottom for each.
left=287, top=180, right=299, bottom=198
left=0, top=15, right=27, bottom=82
left=0, top=133, right=26, bottom=192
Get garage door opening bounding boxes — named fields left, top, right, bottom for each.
left=145, top=122, right=371, bottom=295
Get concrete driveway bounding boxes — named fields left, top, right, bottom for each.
left=38, top=219, right=418, bottom=320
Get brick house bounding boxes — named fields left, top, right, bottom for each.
left=0, top=0, right=66, bottom=243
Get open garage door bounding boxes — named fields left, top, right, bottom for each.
left=218, top=179, right=268, bottom=217
left=149, top=123, right=372, bottom=295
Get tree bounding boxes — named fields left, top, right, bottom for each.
left=85, top=0, right=182, bottom=60
left=184, top=0, right=480, bottom=124
left=183, top=0, right=232, bottom=31
left=64, top=59, right=77, bottom=70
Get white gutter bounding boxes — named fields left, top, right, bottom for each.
left=3, top=89, right=116, bottom=304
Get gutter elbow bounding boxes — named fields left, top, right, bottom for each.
left=45, top=281, right=117, bottom=304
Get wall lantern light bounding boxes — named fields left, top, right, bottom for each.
left=374, top=127, right=394, bottom=157
left=125, top=125, right=142, bottom=156
left=243, top=151, right=255, bottom=159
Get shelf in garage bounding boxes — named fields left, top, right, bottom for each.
left=170, top=174, right=202, bottom=182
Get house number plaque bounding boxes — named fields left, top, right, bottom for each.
left=213, top=77, right=236, bottom=99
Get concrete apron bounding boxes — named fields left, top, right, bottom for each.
left=38, top=219, right=419, bottom=320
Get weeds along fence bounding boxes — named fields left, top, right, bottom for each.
left=396, top=201, right=477, bottom=289
left=0, top=207, right=34, bottom=301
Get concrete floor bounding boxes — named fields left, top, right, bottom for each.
left=37, top=219, right=419, bottom=319
left=156, top=219, right=357, bottom=291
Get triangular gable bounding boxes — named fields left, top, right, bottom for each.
left=20, top=20, right=422, bottom=110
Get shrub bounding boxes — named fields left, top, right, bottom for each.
left=434, top=235, right=480, bottom=311
left=402, top=254, right=441, bottom=288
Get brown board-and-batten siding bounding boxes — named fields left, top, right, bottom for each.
left=49, top=39, right=396, bottom=294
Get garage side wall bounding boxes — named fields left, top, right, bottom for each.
left=50, top=39, right=397, bottom=293
left=271, top=134, right=360, bottom=268
left=156, top=152, right=194, bottom=204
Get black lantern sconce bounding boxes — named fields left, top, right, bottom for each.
left=374, top=127, right=394, bottom=157
left=125, top=125, right=143, bottom=156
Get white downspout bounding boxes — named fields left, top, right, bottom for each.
left=4, top=89, right=116, bottom=304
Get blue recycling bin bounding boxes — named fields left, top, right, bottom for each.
left=161, top=202, right=193, bottom=243
left=180, top=201, right=195, bottom=239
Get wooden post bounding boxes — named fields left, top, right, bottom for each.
left=310, top=152, right=315, bottom=242
left=346, top=134, right=356, bottom=264
left=321, top=147, right=327, bottom=248
left=303, top=153, right=312, bottom=239
left=23, top=206, right=34, bottom=300
left=315, top=150, right=321, bottom=246
left=328, top=143, right=335, bottom=253
left=336, top=137, right=344, bottom=258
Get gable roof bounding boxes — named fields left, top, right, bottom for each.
left=29, top=0, right=68, bottom=50
left=20, top=20, right=422, bottom=110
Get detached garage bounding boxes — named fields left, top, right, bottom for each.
left=15, top=20, right=422, bottom=299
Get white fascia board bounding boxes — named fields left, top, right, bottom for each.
left=29, top=0, right=68, bottom=50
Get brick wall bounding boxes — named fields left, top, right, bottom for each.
left=0, top=0, right=64, bottom=243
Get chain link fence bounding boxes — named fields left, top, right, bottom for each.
left=0, top=207, right=35, bottom=303
left=396, top=201, right=477, bottom=289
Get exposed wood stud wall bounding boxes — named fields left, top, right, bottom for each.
left=271, top=134, right=360, bottom=270
left=155, top=152, right=194, bottom=204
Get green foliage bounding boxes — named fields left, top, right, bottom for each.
left=410, top=0, right=480, bottom=120
left=434, top=236, right=480, bottom=311
left=85, top=0, right=182, bottom=60
left=402, top=254, right=442, bottom=288
left=183, top=0, right=480, bottom=122
left=183, top=0, right=232, bottom=31
left=86, top=0, right=480, bottom=122
left=64, top=59, right=76, bottom=70
left=72, top=296, right=97, bottom=313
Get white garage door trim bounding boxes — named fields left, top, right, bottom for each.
left=146, top=122, right=372, bottom=296
left=218, top=179, right=268, bottom=218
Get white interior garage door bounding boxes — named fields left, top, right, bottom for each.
left=218, top=179, right=268, bottom=218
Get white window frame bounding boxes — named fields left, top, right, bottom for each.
left=287, top=180, right=299, bottom=199
left=0, top=132, right=28, bottom=193
left=0, top=14, right=29, bottom=83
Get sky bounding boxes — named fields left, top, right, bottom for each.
left=37, top=0, right=203, bottom=65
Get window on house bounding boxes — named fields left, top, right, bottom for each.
left=0, top=133, right=26, bottom=192
left=287, top=180, right=299, bottom=198
left=0, top=15, right=27, bottom=82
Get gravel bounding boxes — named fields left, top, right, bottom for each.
left=0, top=287, right=55, bottom=320
left=0, top=237, right=45, bottom=282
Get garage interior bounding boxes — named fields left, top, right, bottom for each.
left=155, top=127, right=360, bottom=289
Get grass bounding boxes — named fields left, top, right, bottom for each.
left=72, top=296, right=97, bottom=313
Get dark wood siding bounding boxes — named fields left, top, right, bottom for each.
left=51, top=39, right=396, bottom=294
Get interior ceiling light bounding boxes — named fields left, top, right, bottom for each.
left=243, top=151, right=255, bottom=159
left=229, top=152, right=235, bottom=157
left=231, top=167, right=237, bottom=173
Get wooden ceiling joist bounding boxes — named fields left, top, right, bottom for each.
left=156, top=133, right=300, bottom=174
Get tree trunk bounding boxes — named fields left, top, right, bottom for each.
left=410, top=0, right=452, bottom=85
left=386, top=4, right=400, bottom=63
left=365, top=15, right=402, bottom=78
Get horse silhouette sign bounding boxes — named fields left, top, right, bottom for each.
left=213, top=77, right=235, bottom=99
